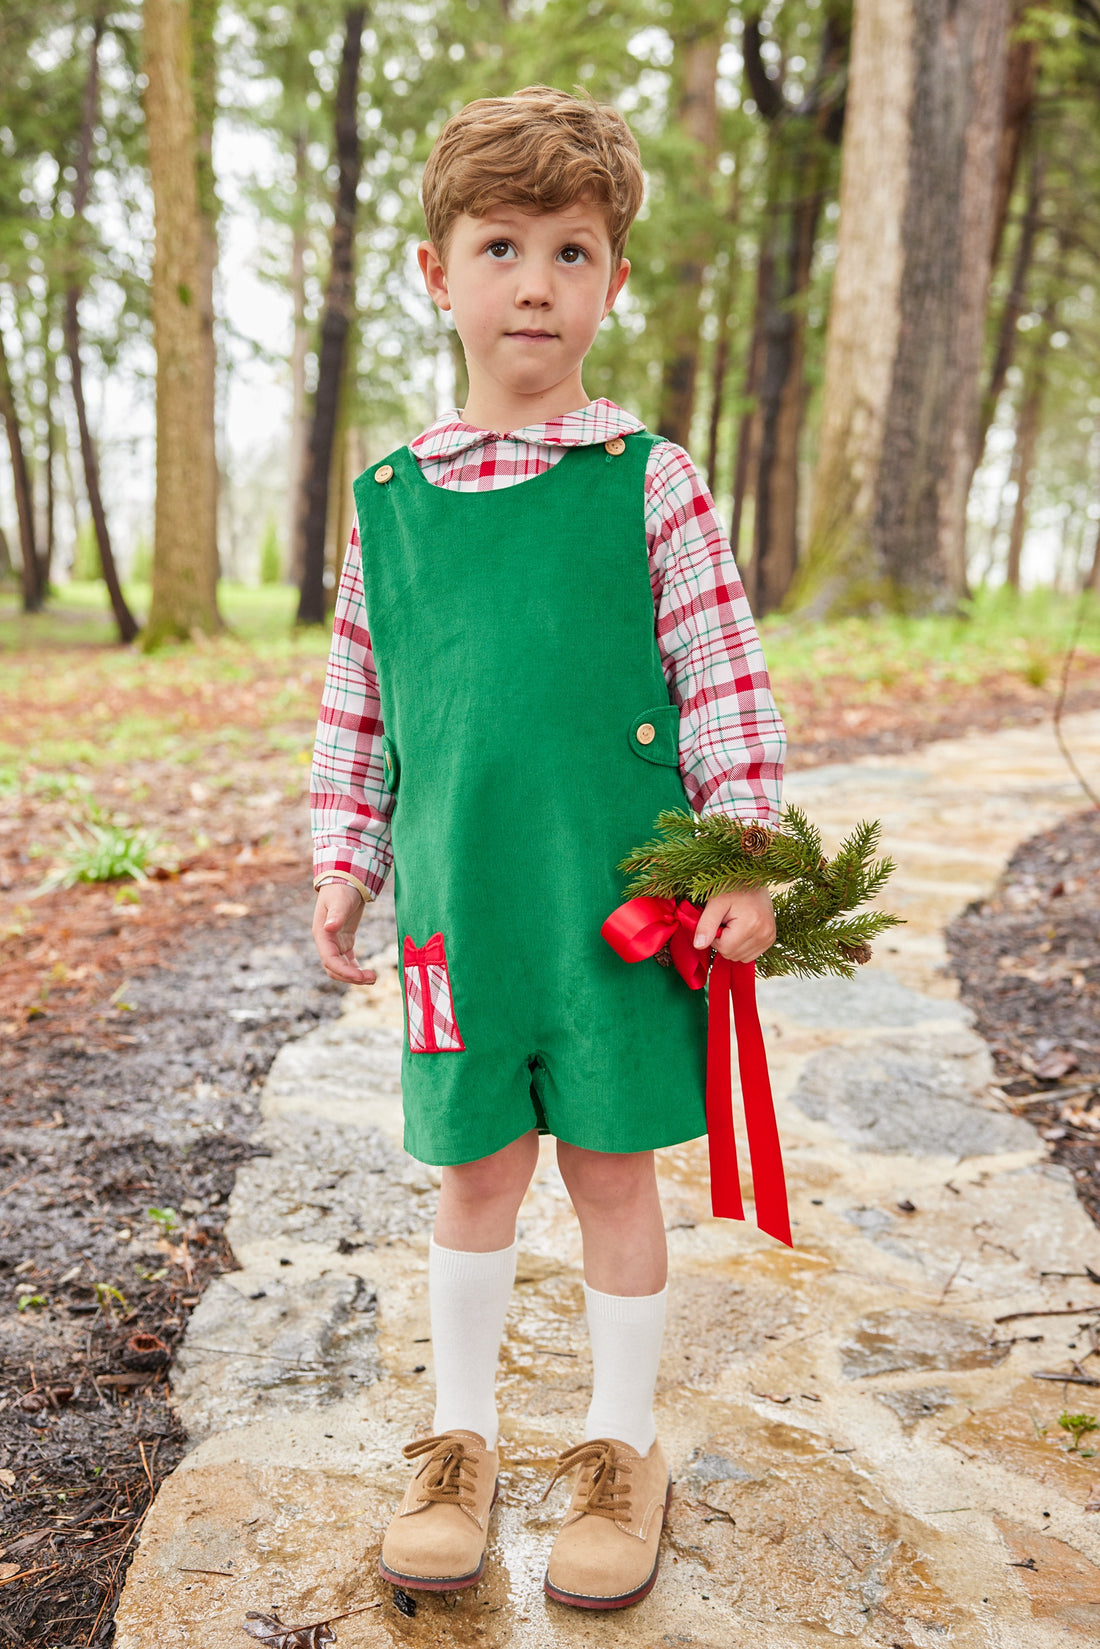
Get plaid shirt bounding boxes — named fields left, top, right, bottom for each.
left=311, top=399, right=785, bottom=899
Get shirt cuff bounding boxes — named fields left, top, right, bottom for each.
left=313, top=871, right=374, bottom=902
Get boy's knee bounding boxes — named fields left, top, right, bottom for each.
left=556, top=1143, right=655, bottom=1206
left=441, top=1131, right=538, bottom=1206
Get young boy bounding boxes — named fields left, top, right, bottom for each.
left=309, top=85, right=785, bottom=1611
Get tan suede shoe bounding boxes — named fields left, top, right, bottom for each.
left=543, top=1436, right=671, bottom=1609
left=378, top=1430, right=498, bottom=1591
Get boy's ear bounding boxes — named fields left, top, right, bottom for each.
left=418, top=241, right=450, bottom=311
left=602, top=257, right=630, bottom=320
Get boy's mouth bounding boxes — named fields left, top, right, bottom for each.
left=508, top=329, right=557, bottom=340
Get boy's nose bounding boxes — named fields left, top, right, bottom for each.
left=515, top=269, right=553, bottom=307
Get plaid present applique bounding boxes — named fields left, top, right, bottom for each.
left=402, top=933, right=465, bottom=1053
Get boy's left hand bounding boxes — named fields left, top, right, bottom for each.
left=693, top=885, right=775, bottom=963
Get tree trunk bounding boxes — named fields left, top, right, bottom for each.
left=977, top=143, right=1043, bottom=459
left=191, top=0, right=221, bottom=587
left=0, top=320, right=41, bottom=613
left=1004, top=367, right=1043, bottom=589
left=287, top=125, right=309, bottom=585
left=802, top=0, right=1010, bottom=615
left=42, top=344, right=57, bottom=592
left=704, top=177, right=742, bottom=495
left=65, top=13, right=138, bottom=644
left=729, top=246, right=770, bottom=563
left=655, top=20, right=722, bottom=448
left=297, top=6, right=365, bottom=627
left=937, top=0, right=1013, bottom=597
left=989, top=17, right=1038, bottom=272
left=741, top=10, right=849, bottom=616
left=1086, top=516, right=1100, bottom=595
left=143, top=0, right=221, bottom=647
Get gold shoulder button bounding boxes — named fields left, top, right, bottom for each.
left=604, top=437, right=626, bottom=457
left=636, top=722, right=656, bottom=745
left=375, top=463, right=394, bottom=484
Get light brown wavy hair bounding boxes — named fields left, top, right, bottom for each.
left=422, top=85, right=645, bottom=267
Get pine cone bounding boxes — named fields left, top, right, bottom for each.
left=839, top=941, right=873, bottom=965
left=740, top=824, right=771, bottom=858
left=654, top=942, right=673, bottom=968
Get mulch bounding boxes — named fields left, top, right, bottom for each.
left=0, top=875, right=364, bottom=1648
left=946, top=805, right=1100, bottom=1233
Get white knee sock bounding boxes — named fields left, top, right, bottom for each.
left=428, top=1238, right=517, bottom=1451
left=583, top=1283, right=667, bottom=1457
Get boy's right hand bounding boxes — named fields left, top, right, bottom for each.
left=312, top=883, right=378, bottom=985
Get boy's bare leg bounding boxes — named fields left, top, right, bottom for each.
left=434, top=1128, right=540, bottom=1250
left=555, top=1142, right=667, bottom=1457
left=555, top=1143, right=667, bottom=1294
left=426, top=1130, right=539, bottom=1448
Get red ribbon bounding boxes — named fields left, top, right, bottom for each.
left=600, top=896, right=792, bottom=1246
left=404, top=932, right=445, bottom=1053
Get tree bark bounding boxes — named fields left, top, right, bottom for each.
left=287, top=125, right=309, bottom=585
left=0, top=319, right=41, bottom=613
left=42, top=344, right=57, bottom=593
left=741, top=9, right=849, bottom=616
left=1086, top=516, right=1100, bottom=594
left=802, top=0, right=1010, bottom=615
left=655, top=19, right=722, bottom=448
left=143, top=0, right=221, bottom=646
left=977, top=143, right=1043, bottom=460
left=989, top=17, right=1038, bottom=272
left=729, top=246, right=770, bottom=563
left=297, top=6, right=365, bottom=627
left=704, top=177, right=742, bottom=496
left=1004, top=366, right=1043, bottom=588
left=65, top=13, right=138, bottom=644
left=191, top=0, right=221, bottom=587
left=938, top=0, right=1013, bottom=597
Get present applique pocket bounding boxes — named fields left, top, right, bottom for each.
left=402, top=933, right=465, bottom=1053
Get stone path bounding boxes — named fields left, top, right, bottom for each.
left=115, top=713, right=1100, bottom=1649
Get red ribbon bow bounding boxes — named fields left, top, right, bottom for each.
left=600, top=896, right=792, bottom=1246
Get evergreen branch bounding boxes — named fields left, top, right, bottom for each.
left=616, top=804, right=904, bottom=979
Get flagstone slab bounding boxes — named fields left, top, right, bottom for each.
left=115, top=713, right=1100, bottom=1649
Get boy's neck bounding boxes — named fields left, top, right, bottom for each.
left=459, top=373, right=591, bottom=435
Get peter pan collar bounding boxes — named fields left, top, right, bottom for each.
left=411, top=399, right=645, bottom=462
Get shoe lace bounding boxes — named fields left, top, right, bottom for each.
left=543, top=1439, right=633, bottom=1522
left=402, top=1433, right=478, bottom=1510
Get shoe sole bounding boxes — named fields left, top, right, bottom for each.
left=543, top=1479, right=672, bottom=1611
left=377, top=1478, right=498, bottom=1593
left=378, top=1553, right=486, bottom=1592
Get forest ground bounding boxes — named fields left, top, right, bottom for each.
left=1, top=584, right=1099, bottom=1645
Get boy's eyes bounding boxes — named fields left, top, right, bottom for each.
left=483, top=240, right=589, bottom=265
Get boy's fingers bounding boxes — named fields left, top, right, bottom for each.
left=693, top=915, right=723, bottom=949
left=323, top=955, right=377, bottom=984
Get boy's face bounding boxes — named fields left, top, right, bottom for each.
left=418, top=200, right=629, bottom=426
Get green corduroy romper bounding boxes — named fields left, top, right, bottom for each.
left=352, top=430, right=709, bottom=1166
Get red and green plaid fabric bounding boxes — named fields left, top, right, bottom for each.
left=311, top=399, right=786, bottom=897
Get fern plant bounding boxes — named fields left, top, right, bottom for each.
left=618, top=806, right=903, bottom=979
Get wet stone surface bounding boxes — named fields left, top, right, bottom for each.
left=113, top=715, right=1100, bottom=1649
left=840, top=1310, right=1012, bottom=1379
left=758, top=968, right=969, bottom=1029
left=789, top=1027, right=1036, bottom=1157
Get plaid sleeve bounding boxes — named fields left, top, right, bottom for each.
left=645, top=441, right=786, bottom=824
left=309, top=522, right=394, bottom=897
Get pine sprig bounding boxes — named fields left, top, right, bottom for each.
left=617, top=805, right=903, bottom=980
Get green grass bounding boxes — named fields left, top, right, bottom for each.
left=0, top=580, right=324, bottom=652
left=37, top=815, right=168, bottom=890
left=761, top=586, right=1100, bottom=694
